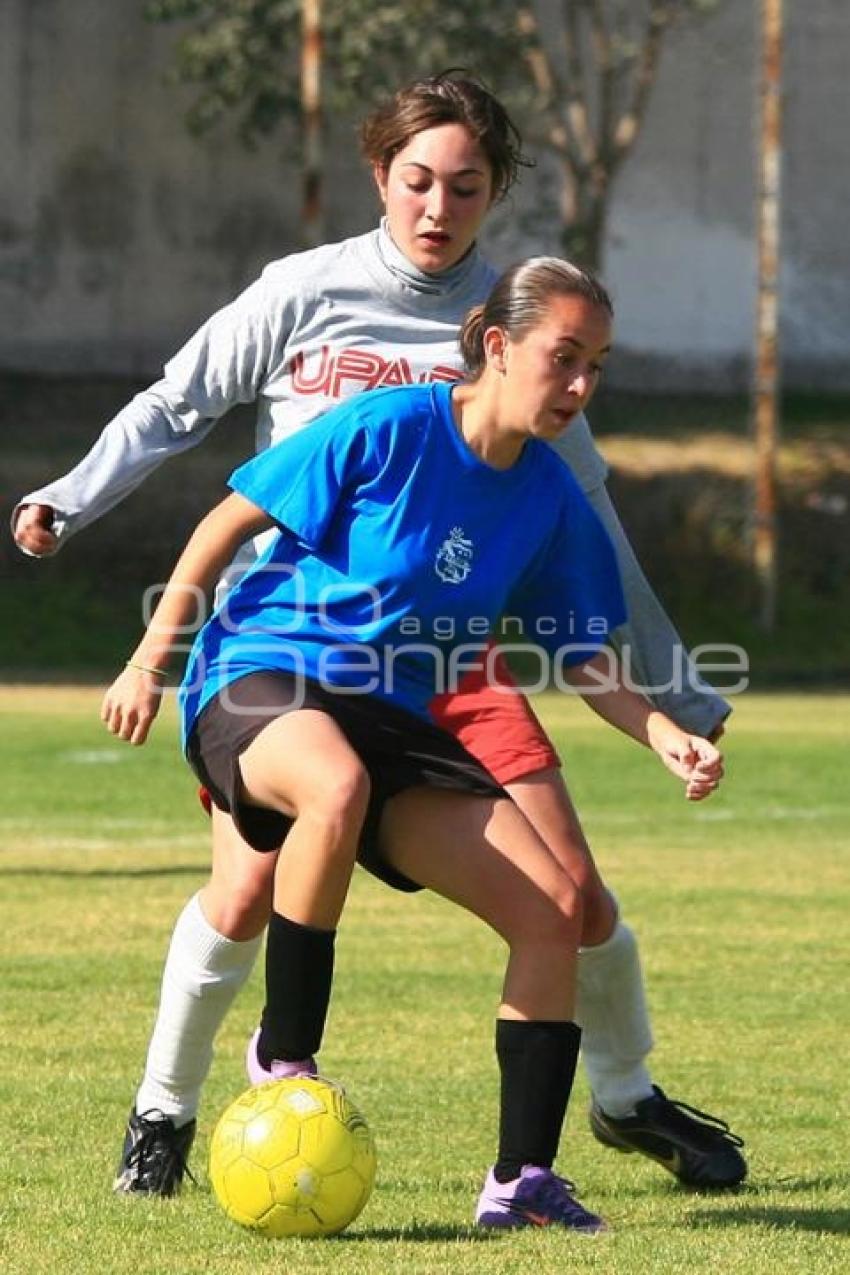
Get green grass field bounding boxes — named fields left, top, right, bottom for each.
left=1, top=687, right=848, bottom=1274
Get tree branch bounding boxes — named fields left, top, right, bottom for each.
left=611, top=0, right=673, bottom=162
left=516, top=5, right=572, bottom=161
left=588, top=0, right=616, bottom=168
left=561, top=0, right=597, bottom=172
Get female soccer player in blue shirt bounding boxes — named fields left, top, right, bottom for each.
left=103, top=257, right=723, bottom=1232
left=18, top=73, right=743, bottom=1200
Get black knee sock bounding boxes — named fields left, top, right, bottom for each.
left=258, top=911, right=335, bottom=1066
left=494, top=1019, right=582, bottom=1183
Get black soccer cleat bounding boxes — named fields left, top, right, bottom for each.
left=589, top=1085, right=747, bottom=1189
left=113, top=1107, right=197, bottom=1197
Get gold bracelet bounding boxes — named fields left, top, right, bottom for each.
left=126, top=660, right=168, bottom=679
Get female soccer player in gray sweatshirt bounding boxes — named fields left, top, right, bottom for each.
left=12, top=72, right=744, bottom=1197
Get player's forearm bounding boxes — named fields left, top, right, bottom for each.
left=130, top=495, right=272, bottom=672
left=12, top=388, right=218, bottom=553
left=128, top=543, right=220, bottom=674
left=563, top=651, right=663, bottom=748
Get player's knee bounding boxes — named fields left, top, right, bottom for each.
left=295, top=762, right=371, bottom=856
left=213, top=891, right=272, bottom=940
left=547, top=873, right=584, bottom=943
left=579, top=881, right=618, bottom=946
left=511, top=871, right=583, bottom=951
left=309, top=761, right=371, bottom=825
left=202, top=870, right=274, bottom=940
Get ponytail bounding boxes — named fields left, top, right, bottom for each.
left=459, top=304, right=488, bottom=375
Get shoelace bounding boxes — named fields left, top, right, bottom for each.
left=659, top=1093, right=745, bottom=1148
left=129, top=1110, right=197, bottom=1186
left=534, top=1172, right=596, bottom=1223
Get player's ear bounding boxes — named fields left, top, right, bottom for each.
left=483, top=325, right=508, bottom=374
left=373, top=163, right=389, bottom=206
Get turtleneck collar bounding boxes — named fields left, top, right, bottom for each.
left=376, top=218, right=482, bottom=296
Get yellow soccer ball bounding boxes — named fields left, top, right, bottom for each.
left=209, top=1076, right=377, bottom=1238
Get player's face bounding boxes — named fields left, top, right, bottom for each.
left=498, top=294, right=612, bottom=439
left=374, top=123, right=494, bottom=274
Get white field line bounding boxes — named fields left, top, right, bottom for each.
left=60, top=749, right=129, bottom=764
left=0, top=834, right=204, bottom=851
left=584, top=805, right=841, bottom=825
left=0, top=816, right=195, bottom=830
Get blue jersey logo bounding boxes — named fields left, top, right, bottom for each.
left=435, top=527, right=474, bottom=584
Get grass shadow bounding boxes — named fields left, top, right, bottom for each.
left=764, top=1174, right=850, bottom=1194
left=338, top=1223, right=495, bottom=1243
left=693, top=1205, right=850, bottom=1236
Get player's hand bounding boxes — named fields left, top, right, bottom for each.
left=13, top=503, right=59, bottom=556
left=646, top=713, right=724, bottom=801
left=101, top=665, right=166, bottom=746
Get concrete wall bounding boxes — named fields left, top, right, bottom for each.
left=1, top=0, right=848, bottom=389
left=604, top=0, right=850, bottom=390
left=0, top=0, right=372, bottom=374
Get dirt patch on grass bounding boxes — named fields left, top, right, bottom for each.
left=602, top=431, right=850, bottom=487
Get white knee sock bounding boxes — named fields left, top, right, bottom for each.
left=134, top=893, right=262, bottom=1126
left=575, top=918, right=655, bottom=1117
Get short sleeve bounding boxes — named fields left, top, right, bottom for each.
left=228, top=400, right=375, bottom=549
left=508, top=467, right=627, bottom=667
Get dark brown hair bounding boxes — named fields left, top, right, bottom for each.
left=360, top=69, right=528, bottom=202
left=460, top=257, right=614, bottom=375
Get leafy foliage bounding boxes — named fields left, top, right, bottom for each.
left=145, top=0, right=304, bottom=141
left=144, top=0, right=527, bottom=143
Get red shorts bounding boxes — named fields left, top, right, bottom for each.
left=429, top=648, right=559, bottom=785
left=197, top=646, right=559, bottom=813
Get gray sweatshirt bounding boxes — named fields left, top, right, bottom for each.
left=13, top=222, right=729, bottom=732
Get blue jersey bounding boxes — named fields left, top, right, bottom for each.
left=179, top=382, right=626, bottom=746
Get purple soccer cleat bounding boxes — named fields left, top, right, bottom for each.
left=475, top=1165, right=608, bottom=1234
left=245, top=1027, right=317, bottom=1086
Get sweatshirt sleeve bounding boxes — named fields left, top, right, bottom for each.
left=11, top=268, right=282, bottom=553
left=545, top=411, right=608, bottom=492
left=547, top=414, right=731, bottom=734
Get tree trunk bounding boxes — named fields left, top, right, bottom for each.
left=558, top=164, right=609, bottom=272
left=300, top=0, right=324, bottom=247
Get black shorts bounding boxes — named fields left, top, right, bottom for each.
left=186, top=670, right=507, bottom=892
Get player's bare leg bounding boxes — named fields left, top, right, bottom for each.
left=115, top=707, right=369, bottom=1198
left=380, top=788, right=606, bottom=1233
left=507, top=766, right=745, bottom=1189
left=236, top=711, right=369, bottom=1082
left=201, top=806, right=278, bottom=939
